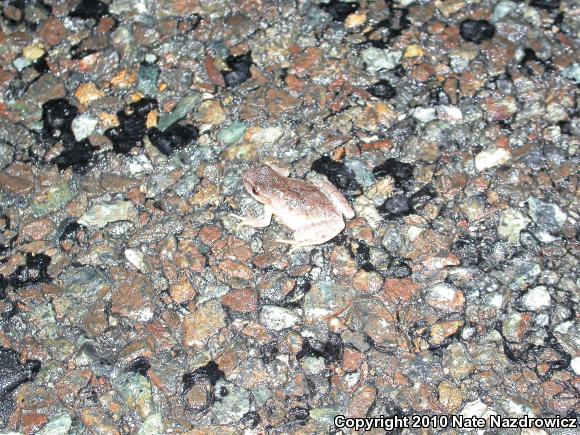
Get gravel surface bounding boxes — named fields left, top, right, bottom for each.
left=0, top=0, right=578, bottom=433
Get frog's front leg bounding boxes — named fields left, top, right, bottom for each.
left=231, top=205, right=273, bottom=228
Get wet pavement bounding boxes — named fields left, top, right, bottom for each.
left=0, top=0, right=578, bottom=433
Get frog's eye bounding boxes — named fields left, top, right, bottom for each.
left=251, top=186, right=260, bottom=195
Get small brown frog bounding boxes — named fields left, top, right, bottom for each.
left=233, top=164, right=355, bottom=251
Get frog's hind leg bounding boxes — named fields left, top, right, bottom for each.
left=276, top=218, right=345, bottom=253
left=313, top=176, right=355, bottom=219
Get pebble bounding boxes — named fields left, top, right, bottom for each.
left=301, top=356, right=325, bottom=375
left=482, top=96, right=518, bottom=121
left=527, top=197, right=567, bottom=232
left=221, top=289, right=257, bottom=313
left=412, top=107, right=436, bottom=123
left=304, top=282, right=353, bottom=324
left=461, top=399, right=497, bottom=420
left=474, top=147, right=511, bottom=171
left=561, top=63, right=580, bottom=84
left=71, top=114, right=98, bottom=141
left=378, top=194, right=413, bottom=218
left=492, top=1, right=518, bottom=22
left=217, top=123, right=247, bottom=145
left=195, top=100, right=226, bottom=129
left=438, top=381, right=463, bottom=412
left=0, top=163, right=34, bottom=195
left=344, top=12, right=366, bottom=29
left=137, top=413, right=163, bottom=435
left=571, top=357, right=580, bottom=375
left=498, top=208, right=530, bottom=242
left=22, top=44, right=45, bottom=61
left=259, top=305, right=301, bottom=331
left=169, top=275, right=196, bottom=304
left=21, top=217, right=54, bottom=241
left=137, top=63, right=159, bottom=96
left=437, top=105, right=463, bottom=123
left=381, top=228, right=404, bottom=254
left=344, top=160, right=375, bottom=189
left=222, top=53, right=253, bottom=88
left=366, top=177, right=394, bottom=205
left=74, top=83, right=104, bottom=106
left=404, top=44, right=424, bottom=58
left=244, top=126, right=283, bottom=145
left=25, top=74, right=66, bottom=105
left=32, top=183, right=74, bottom=217
left=148, top=124, right=199, bottom=156
left=0, top=142, right=14, bottom=169
left=459, top=19, right=496, bottom=44
left=210, top=380, right=250, bottom=424
left=352, top=269, right=383, bottom=293
left=183, top=300, right=226, bottom=349
left=174, top=174, right=200, bottom=197
left=156, top=92, right=201, bottom=132
left=361, top=48, right=402, bottom=73
left=445, top=342, right=475, bottom=380
left=112, top=373, right=153, bottom=418
left=366, top=80, right=396, bottom=100
left=124, top=248, right=148, bottom=273
left=79, top=201, right=138, bottom=228
left=111, top=269, right=155, bottom=322
left=353, top=299, right=399, bottom=348
left=424, top=283, right=465, bottom=312
left=502, top=311, right=529, bottom=342
left=521, top=286, right=551, bottom=311
left=80, top=408, right=119, bottom=435
left=38, top=413, right=72, bottom=435
left=460, top=195, right=486, bottom=222
left=144, top=172, right=176, bottom=198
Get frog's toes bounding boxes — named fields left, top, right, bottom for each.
left=274, top=238, right=308, bottom=254
left=230, top=213, right=255, bottom=228
left=229, top=213, right=245, bottom=224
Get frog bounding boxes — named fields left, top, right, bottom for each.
left=233, top=164, right=355, bottom=252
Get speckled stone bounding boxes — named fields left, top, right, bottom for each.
left=78, top=201, right=138, bottom=227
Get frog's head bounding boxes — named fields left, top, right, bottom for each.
left=242, top=165, right=279, bottom=206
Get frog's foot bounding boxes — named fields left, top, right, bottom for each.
left=266, top=164, right=290, bottom=177
left=230, top=207, right=273, bottom=228
left=274, top=239, right=311, bottom=254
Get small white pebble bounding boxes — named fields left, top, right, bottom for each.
left=475, top=147, right=511, bottom=171
left=124, top=248, right=148, bottom=273
left=571, top=357, right=580, bottom=375
left=522, top=286, right=551, bottom=311
left=412, top=107, right=437, bottom=123
left=437, top=105, right=463, bottom=123
left=72, top=114, right=98, bottom=141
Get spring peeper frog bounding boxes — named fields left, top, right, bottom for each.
left=234, top=164, right=355, bottom=251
